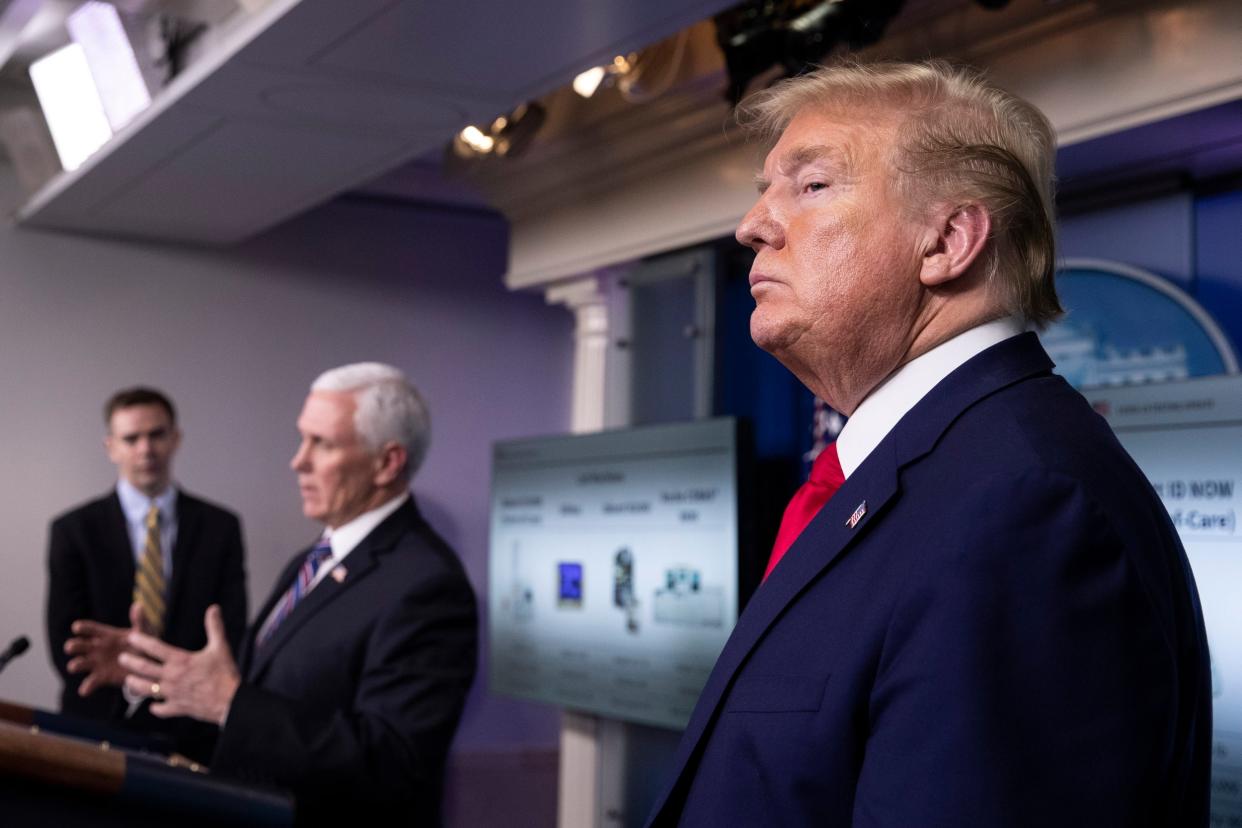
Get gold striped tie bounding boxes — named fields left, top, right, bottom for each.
left=133, top=504, right=166, bottom=638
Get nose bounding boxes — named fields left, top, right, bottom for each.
left=735, top=195, right=783, bottom=252
left=290, top=440, right=309, bottom=472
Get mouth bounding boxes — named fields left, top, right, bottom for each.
left=749, top=271, right=776, bottom=288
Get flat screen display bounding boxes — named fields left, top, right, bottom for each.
left=488, top=418, right=742, bottom=730
left=1091, top=375, right=1242, bottom=823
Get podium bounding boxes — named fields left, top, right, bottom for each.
left=0, top=699, right=292, bottom=826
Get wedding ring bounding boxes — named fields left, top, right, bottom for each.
left=150, top=682, right=161, bottom=697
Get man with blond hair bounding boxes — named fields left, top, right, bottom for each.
left=119, top=363, right=477, bottom=827
left=646, top=61, right=1210, bottom=827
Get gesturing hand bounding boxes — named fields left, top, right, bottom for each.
left=119, top=604, right=241, bottom=726
left=65, top=602, right=148, bottom=696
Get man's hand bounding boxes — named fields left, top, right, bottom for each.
left=119, top=604, right=241, bottom=726
left=65, top=602, right=148, bottom=696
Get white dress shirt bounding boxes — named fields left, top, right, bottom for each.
left=836, top=317, right=1025, bottom=478
left=258, top=491, right=410, bottom=635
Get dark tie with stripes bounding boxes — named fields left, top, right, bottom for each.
left=133, top=504, right=165, bottom=637
left=255, top=536, right=334, bottom=648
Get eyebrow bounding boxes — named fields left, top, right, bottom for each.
left=119, top=426, right=169, bottom=441
left=755, top=143, right=853, bottom=194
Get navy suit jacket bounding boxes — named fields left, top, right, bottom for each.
left=47, top=489, right=247, bottom=757
left=212, top=497, right=477, bottom=828
left=647, top=333, right=1211, bottom=827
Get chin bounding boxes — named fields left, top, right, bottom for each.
left=750, top=311, right=793, bottom=355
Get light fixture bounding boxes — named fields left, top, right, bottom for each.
left=571, top=53, right=638, bottom=99
left=458, top=124, right=495, bottom=154
left=29, top=43, right=113, bottom=172
left=450, top=102, right=546, bottom=162
left=67, top=1, right=154, bottom=132
left=573, top=65, right=606, bottom=98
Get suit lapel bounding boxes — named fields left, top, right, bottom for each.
left=649, top=333, right=1056, bottom=819
left=102, top=493, right=137, bottom=619
left=654, top=441, right=900, bottom=817
left=238, top=554, right=303, bottom=675
left=245, top=501, right=417, bottom=681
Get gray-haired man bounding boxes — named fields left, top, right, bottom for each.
left=120, top=363, right=477, bottom=827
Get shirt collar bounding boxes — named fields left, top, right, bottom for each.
left=116, top=478, right=177, bottom=524
left=836, top=317, right=1024, bottom=478
left=323, top=491, right=410, bottom=562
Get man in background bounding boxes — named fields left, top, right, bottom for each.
left=647, top=60, right=1211, bottom=826
left=118, top=363, right=477, bottom=827
left=48, top=386, right=247, bottom=759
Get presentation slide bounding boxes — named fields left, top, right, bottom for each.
left=488, top=419, right=740, bottom=730
left=1092, top=375, right=1242, bottom=824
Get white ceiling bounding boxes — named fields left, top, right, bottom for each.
left=14, top=0, right=738, bottom=243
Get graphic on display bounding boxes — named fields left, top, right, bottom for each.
left=654, top=567, right=723, bottom=628
left=1040, top=259, right=1238, bottom=390
left=613, top=548, right=639, bottom=634
left=499, top=542, right=534, bottom=622
left=557, top=562, right=584, bottom=607
left=488, top=418, right=741, bottom=730
left=1093, top=375, right=1242, bottom=824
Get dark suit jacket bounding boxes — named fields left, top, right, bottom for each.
left=212, top=496, right=477, bottom=828
left=46, top=488, right=248, bottom=758
left=647, top=333, right=1212, bottom=827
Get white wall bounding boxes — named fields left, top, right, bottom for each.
left=0, top=178, right=572, bottom=750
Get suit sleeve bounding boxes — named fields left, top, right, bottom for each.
left=213, top=565, right=477, bottom=807
left=851, top=470, right=1176, bottom=828
left=46, top=518, right=88, bottom=685
left=217, top=514, right=248, bottom=655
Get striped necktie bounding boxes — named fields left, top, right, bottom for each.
left=133, top=504, right=166, bottom=637
left=256, top=536, right=334, bottom=648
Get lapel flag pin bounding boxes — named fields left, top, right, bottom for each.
left=331, top=566, right=347, bottom=583
left=846, top=501, right=867, bottom=529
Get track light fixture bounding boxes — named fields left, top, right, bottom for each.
left=572, top=54, right=638, bottom=99
left=450, top=102, right=547, bottom=162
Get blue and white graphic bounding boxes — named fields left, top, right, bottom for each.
left=1042, top=259, right=1238, bottom=389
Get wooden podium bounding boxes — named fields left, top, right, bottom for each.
left=0, top=700, right=292, bottom=826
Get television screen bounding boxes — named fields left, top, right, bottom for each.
left=1090, top=375, right=1242, bottom=822
left=488, top=418, right=744, bottom=730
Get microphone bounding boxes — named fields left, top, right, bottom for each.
left=0, top=635, right=29, bottom=674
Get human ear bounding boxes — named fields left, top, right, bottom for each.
left=373, top=443, right=409, bottom=486
left=919, top=202, right=991, bottom=287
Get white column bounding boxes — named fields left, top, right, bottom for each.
left=547, top=276, right=610, bottom=434
left=545, top=274, right=626, bottom=827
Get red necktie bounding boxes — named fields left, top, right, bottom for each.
left=763, top=442, right=845, bottom=581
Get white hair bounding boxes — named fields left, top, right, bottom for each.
left=311, top=362, right=430, bottom=480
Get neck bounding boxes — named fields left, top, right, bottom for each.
left=124, top=479, right=171, bottom=499
left=797, top=298, right=1004, bottom=416
left=327, top=486, right=407, bottom=530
